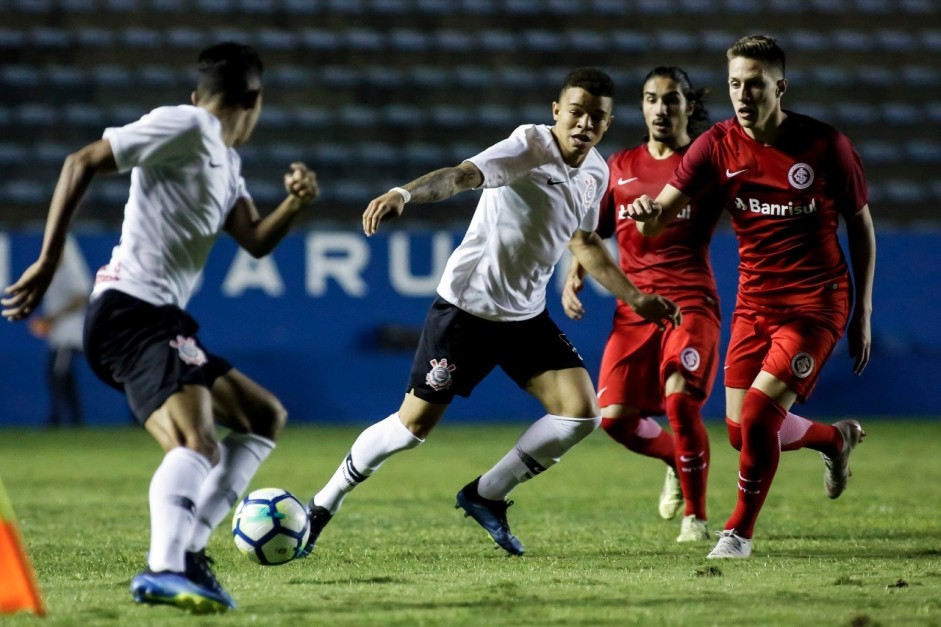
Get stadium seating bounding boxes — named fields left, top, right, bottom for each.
left=0, top=0, right=936, bottom=225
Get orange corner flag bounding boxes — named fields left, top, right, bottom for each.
left=0, top=475, right=45, bottom=616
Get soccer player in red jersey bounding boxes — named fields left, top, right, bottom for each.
left=627, top=35, right=876, bottom=558
left=563, top=67, right=722, bottom=543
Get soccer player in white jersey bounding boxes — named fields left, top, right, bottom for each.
left=2, top=42, right=318, bottom=613
left=299, top=68, right=681, bottom=557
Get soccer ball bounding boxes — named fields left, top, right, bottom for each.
left=231, top=488, right=310, bottom=565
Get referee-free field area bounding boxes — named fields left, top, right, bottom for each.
left=1, top=421, right=938, bottom=626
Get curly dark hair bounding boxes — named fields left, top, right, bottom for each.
left=641, top=66, right=710, bottom=141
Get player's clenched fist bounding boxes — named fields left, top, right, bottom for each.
left=625, top=194, right=663, bottom=222
left=285, top=162, right=318, bottom=204
left=630, top=293, right=682, bottom=331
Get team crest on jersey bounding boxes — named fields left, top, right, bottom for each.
left=787, top=163, right=815, bottom=190
left=426, top=358, right=457, bottom=391
left=790, top=352, right=815, bottom=379
left=583, top=176, right=597, bottom=208
left=170, top=335, right=208, bottom=366
left=680, top=347, right=701, bottom=372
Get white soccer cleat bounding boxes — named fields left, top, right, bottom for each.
left=658, top=466, right=683, bottom=520
left=706, top=530, right=752, bottom=559
left=822, top=419, right=865, bottom=499
left=676, top=515, right=709, bottom=542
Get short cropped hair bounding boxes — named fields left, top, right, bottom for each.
left=196, top=42, right=264, bottom=108
left=561, top=67, right=615, bottom=99
left=727, top=35, right=786, bottom=77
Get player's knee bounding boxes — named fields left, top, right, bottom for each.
left=556, top=396, right=600, bottom=419
left=254, top=397, right=287, bottom=441
left=726, top=419, right=743, bottom=451
left=185, top=433, right=220, bottom=465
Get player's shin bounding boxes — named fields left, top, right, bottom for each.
left=188, top=432, right=275, bottom=552
left=779, top=411, right=841, bottom=454
left=477, top=414, right=600, bottom=500
left=312, top=413, right=423, bottom=514
left=148, top=447, right=211, bottom=572
left=723, top=389, right=785, bottom=538
left=666, top=393, right=709, bottom=519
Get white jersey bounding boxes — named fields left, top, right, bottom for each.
left=91, top=105, right=250, bottom=308
left=437, top=124, right=608, bottom=321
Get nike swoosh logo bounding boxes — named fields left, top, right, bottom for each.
left=725, top=168, right=747, bottom=178
left=617, top=177, right=638, bottom=185
left=209, top=160, right=223, bottom=168
left=597, top=386, right=607, bottom=399
left=547, top=178, right=566, bottom=186
left=680, top=452, right=704, bottom=462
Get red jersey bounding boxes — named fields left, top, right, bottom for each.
left=599, top=144, right=722, bottom=320
left=670, top=112, right=868, bottom=310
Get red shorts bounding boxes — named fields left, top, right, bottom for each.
left=596, top=308, right=720, bottom=417
left=724, top=301, right=848, bottom=403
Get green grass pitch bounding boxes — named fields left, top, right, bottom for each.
left=1, top=421, right=939, bottom=626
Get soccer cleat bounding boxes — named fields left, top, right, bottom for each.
left=706, top=530, right=752, bottom=559
left=184, top=550, right=236, bottom=609
left=296, top=504, right=333, bottom=559
left=658, top=466, right=683, bottom=520
left=455, top=477, right=525, bottom=556
left=130, top=569, right=231, bottom=614
left=822, top=419, right=865, bottom=499
left=676, top=515, right=710, bottom=543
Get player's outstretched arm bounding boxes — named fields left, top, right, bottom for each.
left=846, top=204, right=875, bottom=375
left=225, top=162, right=318, bottom=258
left=629, top=185, right=690, bottom=237
left=2, top=139, right=116, bottom=321
left=568, top=229, right=682, bottom=330
left=362, top=161, right=483, bottom=236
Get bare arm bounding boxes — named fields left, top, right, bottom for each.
left=362, top=161, right=484, bottom=236
left=225, top=162, right=318, bottom=258
left=567, top=229, right=681, bottom=330
left=561, top=256, right=588, bottom=320
left=2, top=139, right=116, bottom=321
left=845, top=205, right=875, bottom=374
left=625, top=184, right=691, bottom=237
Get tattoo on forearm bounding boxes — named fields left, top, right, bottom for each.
left=406, top=166, right=477, bottom=202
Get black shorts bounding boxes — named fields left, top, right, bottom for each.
left=83, top=289, right=232, bottom=424
left=407, top=296, right=586, bottom=404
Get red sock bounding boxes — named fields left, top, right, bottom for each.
left=726, top=417, right=742, bottom=451
left=665, top=393, right=709, bottom=520
left=601, top=416, right=675, bottom=466
left=779, top=411, right=841, bottom=455
left=724, top=388, right=786, bottom=539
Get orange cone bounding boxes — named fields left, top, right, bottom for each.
left=0, top=475, right=45, bottom=616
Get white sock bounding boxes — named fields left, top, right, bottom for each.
left=147, top=447, right=211, bottom=573
left=477, top=414, right=600, bottom=501
left=188, top=432, right=275, bottom=552
left=313, top=413, right=423, bottom=514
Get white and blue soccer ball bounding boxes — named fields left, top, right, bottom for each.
left=231, top=488, right=310, bottom=565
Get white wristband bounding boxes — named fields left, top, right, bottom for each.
left=390, top=186, right=411, bottom=204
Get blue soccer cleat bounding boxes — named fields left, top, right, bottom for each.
left=455, top=477, right=525, bottom=556
left=130, top=569, right=232, bottom=614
